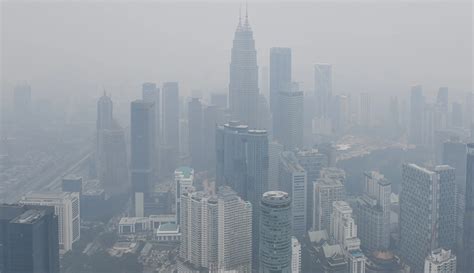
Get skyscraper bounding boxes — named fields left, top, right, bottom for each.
left=174, top=166, right=194, bottom=225
left=462, top=143, right=474, bottom=272
left=187, top=98, right=203, bottom=170
left=162, top=82, right=179, bottom=174
left=216, top=121, right=268, bottom=269
left=354, top=171, right=391, bottom=252
left=179, top=187, right=252, bottom=272
left=275, top=83, right=304, bottom=150
left=0, top=204, right=59, bottom=273
left=202, top=105, right=221, bottom=171
left=142, top=82, right=161, bottom=150
left=99, top=127, right=129, bottom=196
left=270, top=47, right=292, bottom=127
left=130, top=100, right=156, bottom=217
left=409, top=85, right=424, bottom=146
left=279, top=151, right=307, bottom=237
left=96, top=92, right=113, bottom=155
left=268, top=141, right=284, bottom=190
left=291, top=237, right=302, bottom=273
left=20, top=192, right=80, bottom=254
left=359, top=92, right=371, bottom=129
left=259, top=191, right=292, bottom=273
left=229, top=11, right=259, bottom=128
left=313, top=177, right=345, bottom=231
left=295, top=149, right=328, bottom=230
left=400, top=164, right=456, bottom=272
left=314, top=64, right=332, bottom=119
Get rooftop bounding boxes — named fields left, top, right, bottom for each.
left=157, top=223, right=179, bottom=233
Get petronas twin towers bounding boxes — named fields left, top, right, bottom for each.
left=229, top=9, right=259, bottom=128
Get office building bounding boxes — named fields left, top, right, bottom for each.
left=99, top=127, right=129, bottom=196
left=292, top=236, right=302, bottom=273
left=331, top=201, right=366, bottom=273
left=229, top=11, right=259, bottom=128
left=142, top=82, right=161, bottom=150
left=462, top=143, right=474, bottom=272
left=179, top=187, right=252, bottom=272
left=400, top=164, right=456, bottom=272
left=259, top=191, right=292, bottom=273
left=313, top=177, right=345, bottom=231
left=320, top=167, right=346, bottom=184
left=409, top=85, right=424, bottom=146
left=96, top=91, right=113, bottom=156
left=268, top=141, right=284, bottom=190
left=269, top=47, right=291, bottom=115
left=275, top=83, right=304, bottom=150
left=279, top=151, right=307, bottom=236
left=359, top=92, right=371, bottom=128
left=162, top=82, right=179, bottom=173
left=332, top=94, right=350, bottom=134
left=20, top=192, right=80, bottom=253
left=0, top=204, right=59, bottom=273
left=202, top=105, right=222, bottom=171
left=174, top=166, right=194, bottom=225
left=130, top=100, right=156, bottom=217
left=354, top=171, right=391, bottom=252
left=296, top=149, right=328, bottom=230
left=424, top=248, right=456, bottom=273
left=188, top=98, right=203, bottom=170
left=314, top=64, right=332, bottom=119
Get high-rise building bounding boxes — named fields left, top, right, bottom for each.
left=409, top=85, right=424, bottom=146
left=229, top=11, right=259, bottom=128
left=216, top=121, right=268, bottom=269
left=332, top=94, right=350, bottom=134
left=268, top=141, right=284, bottom=191
left=202, top=105, right=222, bottom=171
left=400, top=164, right=456, bottom=272
left=359, top=92, right=371, bottom=129
left=142, top=82, right=161, bottom=149
left=354, top=171, right=391, bottom=252
left=424, top=248, right=456, bottom=273
left=295, top=149, right=328, bottom=230
left=99, top=128, right=129, bottom=196
left=270, top=47, right=291, bottom=137
left=291, top=236, right=301, bottom=273
left=0, top=204, right=59, bottom=273
left=314, top=64, right=332, bottom=119
left=174, top=166, right=194, bottom=225
left=330, top=201, right=366, bottom=273
left=279, top=151, right=307, bottom=236
left=313, top=177, right=345, bottom=232
left=179, top=187, right=252, bottom=272
left=96, top=92, right=113, bottom=155
left=259, top=191, right=292, bottom=273
left=320, top=167, right=346, bottom=184
left=162, top=82, right=179, bottom=174
left=462, top=143, right=474, bottom=272
left=275, top=83, right=304, bottom=150
left=130, top=100, right=156, bottom=217
left=20, top=192, right=80, bottom=253
left=188, top=98, right=203, bottom=170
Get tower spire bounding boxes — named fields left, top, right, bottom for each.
left=245, top=1, right=249, bottom=25
left=238, top=4, right=242, bottom=27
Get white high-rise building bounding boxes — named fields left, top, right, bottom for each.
left=424, top=248, right=456, bottom=273
left=20, top=192, right=80, bottom=253
left=280, top=151, right=307, bottom=236
left=179, top=187, right=252, bottom=272
left=313, top=177, right=345, bottom=231
left=291, top=236, right=301, bottom=273
left=175, top=166, right=194, bottom=225
left=330, top=201, right=366, bottom=273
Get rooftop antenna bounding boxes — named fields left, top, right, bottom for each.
left=245, top=1, right=249, bottom=25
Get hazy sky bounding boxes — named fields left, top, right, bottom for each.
left=1, top=0, right=472, bottom=106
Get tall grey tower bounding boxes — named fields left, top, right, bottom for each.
left=229, top=10, right=259, bottom=128
left=142, top=82, right=161, bottom=148
left=270, top=47, right=292, bottom=122
left=259, top=191, right=292, bottom=273
left=162, top=82, right=179, bottom=174
left=187, top=98, right=203, bottom=170
left=314, top=64, right=332, bottom=119
left=130, top=100, right=156, bottom=217
left=96, top=92, right=113, bottom=155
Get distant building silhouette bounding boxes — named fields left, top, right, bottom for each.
left=162, top=82, right=179, bottom=174
left=187, top=98, right=203, bottom=170
left=229, top=11, right=259, bottom=128
left=462, top=143, right=474, bottom=272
